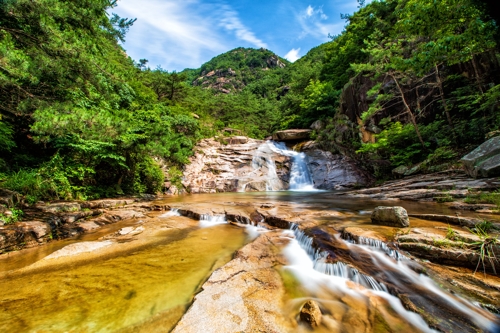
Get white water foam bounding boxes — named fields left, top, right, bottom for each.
left=282, top=232, right=436, bottom=333
left=159, top=208, right=181, bottom=218
left=199, top=214, right=228, bottom=228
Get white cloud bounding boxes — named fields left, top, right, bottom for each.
left=306, top=5, right=314, bottom=17
left=284, top=48, right=301, bottom=62
left=296, top=5, right=342, bottom=41
left=217, top=5, right=268, bottom=49
left=111, top=0, right=267, bottom=71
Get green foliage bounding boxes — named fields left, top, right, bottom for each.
left=133, top=157, right=164, bottom=194
left=0, top=207, right=24, bottom=225
left=468, top=224, right=499, bottom=275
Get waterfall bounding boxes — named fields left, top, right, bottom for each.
left=250, top=141, right=315, bottom=191
left=199, top=214, right=227, bottom=228
left=159, top=208, right=181, bottom=218
left=284, top=224, right=499, bottom=333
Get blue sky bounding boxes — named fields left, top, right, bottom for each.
left=111, top=0, right=364, bottom=71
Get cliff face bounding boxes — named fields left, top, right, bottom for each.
left=179, top=137, right=372, bottom=193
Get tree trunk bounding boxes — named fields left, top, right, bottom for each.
left=435, top=64, right=455, bottom=132
left=391, top=73, right=427, bottom=150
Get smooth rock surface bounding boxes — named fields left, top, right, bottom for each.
left=371, top=206, right=409, bottom=227
left=302, top=148, right=372, bottom=189
left=172, top=231, right=293, bottom=333
left=461, top=136, right=500, bottom=178
left=43, top=241, right=113, bottom=260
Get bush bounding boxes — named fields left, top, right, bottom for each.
left=134, top=157, right=164, bottom=194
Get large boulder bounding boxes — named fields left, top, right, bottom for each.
left=301, top=145, right=372, bottom=189
left=272, top=129, right=312, bottom=141
left=371, top=206, right=409, bottom=227
left=461, top=136, right=500, bottom=178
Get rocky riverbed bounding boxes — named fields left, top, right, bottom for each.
left=1, top=171, right=500, bottom=332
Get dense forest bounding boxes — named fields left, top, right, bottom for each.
left=0, top=0, right=499, bottom=201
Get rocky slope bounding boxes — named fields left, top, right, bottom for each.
left=179, top=136, right=372, bottom=193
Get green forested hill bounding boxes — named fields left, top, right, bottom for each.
left=0, top=0, right=499, bottom=201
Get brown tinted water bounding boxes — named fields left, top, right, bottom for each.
left=0, top=222, right=247, bottom=333
left=1, top=191, right=499, bottom=333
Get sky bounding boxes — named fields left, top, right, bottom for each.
left=111, top=0, right=364, bottom=72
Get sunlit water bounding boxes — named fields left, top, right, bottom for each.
left=0, top=223, right=247, bottom=333
left=1, top=191, right=499, bottom=332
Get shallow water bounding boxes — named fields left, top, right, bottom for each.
left=1, top=191, right=499, bottom=332
left=0, top=223, right=247, bottom=333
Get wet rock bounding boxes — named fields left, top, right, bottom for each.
left=299, top=300, right=322, bottom=327
left=272, top=129, right=312, bottom=141
left=408, top=214, right=490, bottom=228
left=172, top=231, right=293, bottom=333
left=371, top=206, right=409, bottom=227
left=182, top=138, right=292, bottom=193
left=43, top=241, right=113, bottom=259
left=301, top=148, right=372, bottom=189
left=461, top=136, right=500, bottom=178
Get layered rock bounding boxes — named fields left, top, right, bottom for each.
left=181, top=138, right=292, bottom=193
left=181, top=137, right=374, bottom=193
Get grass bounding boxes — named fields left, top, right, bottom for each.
left=464, top=190, right=500, bottom=209
left=468, top=224, right=499, bottom=275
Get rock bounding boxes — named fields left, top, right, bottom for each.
left=299, top=300, right=322, bottom=327
left=37, top=202, right=81, bottom=213
left=222, top=136, right=248, bottom=144
left=461, top=136, right=500, bottom=178
left=17, top=221, right=51, bottom=239
left=272, top=129, right=312, bottom=141
left=301, top=148, right=372, bottom=189
left=172, top=231, right=293, bottom=333
left=0, top=189, right=21, bottom=207
left=182, top=138, right=292, bottom=193
left=310, top=120, right=324, bottom=131
left=392, top=163, right=422, bottom=178
left=43, top=241, right=113, bottom=259
left=407, top=214, right=486, bottom=228
left=371, top=206, right=409, bottom=227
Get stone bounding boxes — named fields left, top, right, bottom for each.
left=371, top=206, right=409, bottom=227
left=302, top=149, right=372, bottom=189
left=222, top=136, right=248, bottom=144
left=18, top=221, right=51, bottom=239
left=43, top=241, right=113, bottom=259
left=272, top=129, right=312, bottom=141
left=299, top=300, right=322, bottom=327
left=0, top=189, right=21, bottom=207
left=172, top=231, right=293, bottom=333
left=461, top=136, right=500, bottom=178
left=310, top=120, right=324, bottom=131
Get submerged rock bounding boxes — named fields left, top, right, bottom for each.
left=299, top=300, right=322, bottom=327
left=371, top=206, right=409, bottom=227
left=43, top=241, right=113, bottom=259
left=461, top=136, right=500, bottom=178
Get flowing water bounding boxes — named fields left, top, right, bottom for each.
left=250, top=141, right=315, bottom=191
left=1, top=191, right=500, bottom=332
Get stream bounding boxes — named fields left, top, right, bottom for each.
left=1, top=191, right=499, bottom=332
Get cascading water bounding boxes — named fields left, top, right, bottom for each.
left=159, top=208, right=181, bottom=218
left=284, top=223, right=500, bottom=332
left=199, top=214, right=227, bottom=228
left=250, top=141, right=316, bottom=191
